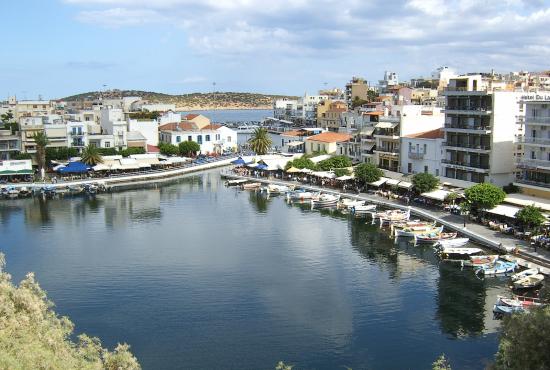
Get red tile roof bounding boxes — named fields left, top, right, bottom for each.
left=185, top=114, right=200, bottom=120
left=281, top=130, right=303, bottom=137
left=158, top=121, right=198, bottom=131
left=202, top=124, right=223, bottom=130
left=147, top=144, right=160, bottom=153
left=306, top=132, right=352, bottom=143
left=405, top=128, right=444, bottom=139
left=364, top=111, right=383, bottom=116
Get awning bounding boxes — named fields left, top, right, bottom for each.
left=93, top=164, right=111, bottom=171
left=336, top=175, right=354, bottom=181
left=286, top=141, right=304, bottom=147
left=486, top=204, right=522, bottom=219
left=361, top=128, right=375, bottom=136
left=232, top=157, right=246, bottom=165
left=138, top=163, right=151, bottom=168
left=300, top=168, right=313, bottom=174
left=398, top=181, right=413, bottom=189
left=286, top=167, right=301, bottom=173
left=504, top=193, right=550, bottom=212
left=421, top=189, right=450, bottom=201
left=375, top=122, right=398, bottom=129
left=386, top=179, right=400, bottom=186
left=310, top=154, right=332, bottom=163
left=312, top=171, right=335, bottom=178
left=57, top=161, right=91, bottom=174
left=119, top=163, right=140, bottom=170
left=369, top=177, right=389, bottom=187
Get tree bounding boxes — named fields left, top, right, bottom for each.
left=412, top=173, right=439, bottom=194
left=178, top=141, right=201, bottom=157
left=120, top=147, right=146, bottom=157
left=46, top=147, right=79, bottom=164
left=316, top=155, right=352, bottom=171
left=354, top=163, right=383, bottom=184
left=432, top=354, right=452, bottom=370
left=33, top=131, right=49, bottom=178
left=464, top=183, right=506, bottom=212
left=248, top=127, right=272, bottom=155
left=515, top=205, right=546, bottom=231
left=285, top=156, right=316, bottom=171
left=158, top=143, right=179, bottom=156
left=80, top=145, right=104, bottom=166
left=0, top=253, right=141, bottom=369
left=334, top=168, right=351, bottom=177
left=494, top=307, right=550, bottom=370
left=445, top=192, right=460, bottom=205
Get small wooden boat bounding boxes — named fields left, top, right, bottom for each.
left=351, top=204, right=376, bottom=214
left=311, top=193, right=340, bottom=208
left=512, top=274, right=544, bottom=290
left=395, top=225, right=443, bottom=238
left=265, top=184, right=291, bottom=194
left=41, top=185, right=57, bottom=196
left=339, top=198, right=364, bottom=209
left=371, top=209, right=410, bottom=225
left=18, top=186, right=31, bottom=197
left=476, top=260, right=517, bottom=276
left=461, top=255, right=499, bottom=267
left=493, top=304, right=524, bottom=315
left=226, top=179, right=247, bottom=186
left=415, top=232, right=457, bottom=244
left=496, top=295, right=544, bottom=309
left=242, top=182, right=262, bottom=190
left=438, top=247, right=484, bottom=260
left=287, top=189, right=318, bottom=202
left=435, top=238, right=469, bottom=248
left=511, top=268, right=540, bottom=282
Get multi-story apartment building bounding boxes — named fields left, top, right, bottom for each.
left=401, top=128, right=444, bottom=176
left=100, top=108, right=128, bottom=150
left=15, top=100, right=55, bottom=119
left=66, top=121, right=88, bottom=150
left=19, top=117, right=45, bottom=153
left=373, top=105, right=444, bottom=173
left=317, top=101, right=347, bottom=132
left=0, top=129, right=20, bottom=160
left=441, top=75, right=523, bottom=186
left=345, top=77, right=370, bottom=108
left=515, top=93, right=550, bottom=198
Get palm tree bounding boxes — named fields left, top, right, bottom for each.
left=33, top=131, right=49, bottom=178
left=80, top=145, right=104, bottom=166
left=248, top=127, right=272, bottom=155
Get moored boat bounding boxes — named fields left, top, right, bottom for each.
left=461, top=255, right=499, bottom=268
left=438, top=247, right=484, bottom=260
left=394, top=225, right=443, bottom=238
left=339, top=198, right=364, bottom=209
left=264, top=184, right=291, bottom=194
left=510, top=268, right=540, bottom=282
left=435, top=238, right=470, bottom=248
left=311, top=193, right=339, bottom=208
left=415, top=232, right=457, bottom=244
left=371, top=209, right=411, bottom=225
left=351, top=204, right=376, bottom=214
left=226, top=179, right=247, bottom=186
left=512, top=274, right=544, bottom=290
left=286, top=189, right=318, bottom=202
left=242, top=182, right=262, bottom=190
left=475, top=260, right=517, bottom=276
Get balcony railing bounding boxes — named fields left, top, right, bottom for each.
left=445, top=105, right=492, bottom=112
left=524, top=116, right=550, bottom=124
left=408, top=151, right=425, bottom=159
left=444, top=87, right=489, bottom=92
left=444, top=123, right=492, bottom=131
left=516, top=159, right=550, bottom=169
left=442, top=159, right=490, bottom=170
left=442, top=142, right=491, bottom=150
left=376, top=147, right=400, bottom=154
left=515, top=178, right=550, bottom=189
left=520, top=137, right=550, bottom=146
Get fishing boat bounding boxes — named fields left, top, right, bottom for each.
left=475, top=260, right=517, bottom=276
left=242, top=182, right=262, bottom=190
left=286, top=189, right=318, bottom=202
left=461, top=255, right=499, bottom=268
left=265, top=184, right=291, bottom=195
left=512, top=274, right=544, bottom=290
left=339, top=198, right=364, bottom=209
left=371, top=209, right=410, bottom=225
left=511, top=268, right=540, bottom=282
left=18, top=186, right=31, bottom=197
left=394, top=225, right=443, bottom=238
left=311, top=193, right=340, bottom=208
left=351, top=204, right=376, bottom=214
left=226, top=179, right=247, bottom=186
left=438, top=247, right=484, bottom=260
left=6, top=186, right=20, bottom=198
left=435, top=238, right=470, bottom=248
left=493, top=304, right=525, bottom=315
left=41, top=185, right=57, bottom=197
left=415, top=232, right=457, bottom=244
left=84, top=184, right=98, bottom=195
left=67, top=184, right=85, bottom=194
left=496, top=295, right=544, bottom=309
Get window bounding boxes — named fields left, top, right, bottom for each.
left=227, top=136, right=231, bottom=142
left=105, top=142, right=110, bottom=148
left=531, top=151, right=536, bottom=159
left=408, top=142, right=412, bottom=151
left=197, top=135, right=202, bottom=144
left=176, top=136, right=181, bottom=143
left=216, top=134, right=221, bottom=140
left=205, top=135, right=210, bottom=142
left=317, top=143, right=320, bottom=151
left=424, top=165, right=428, bottom=173
left=407, top=163, right=412, bottom=173
left=423, top=144, right=427, bottom=153
left=188, top=136, right=192, bottom=141
left=436, top=169, right=439, bottom=176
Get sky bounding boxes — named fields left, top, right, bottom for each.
left=1, top=0, right=549, bottom=99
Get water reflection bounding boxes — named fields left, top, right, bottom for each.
left=248, top=191, right=272, bottom=213
left=436, top=262, right=486, bottom=338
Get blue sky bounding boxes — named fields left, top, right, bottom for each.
left=1, top=0, right=549, bottom=99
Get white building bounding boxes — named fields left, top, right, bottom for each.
left=159, top=122, right=237, bottom=154
left=66, top=121, right=88, bottom=150
left=441, top=74, right=523, bottom=187
left=158, top=111, right=183, bottom=125
left=401, top=128, right=445, bottom=176
left=515, top=93, right=550, bottom=198
left=100, top=108, right=127, bottom=150
left=128, top=119, right=159, bottom=146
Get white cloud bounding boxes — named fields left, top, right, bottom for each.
left=75, top=7, right=166, bottom=27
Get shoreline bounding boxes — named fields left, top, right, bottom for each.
left=175, top=106, right=273, bottom=111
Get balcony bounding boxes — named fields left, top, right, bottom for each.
left=523, top=116, right=550, bottom=125
left=520, top=137, right=550, bottom=146
left=442, top=141, right=491, bottom=151
left=442, top=159, right=490, bottom=171
left=443, top=123, right=492, bottom=133
left=516, top=159, right=550, bottom=169
left=408, top=151, right=425, bottom=159
left=444, top=105, right=492, bottom=115
left=514, top=178, right=550, bottom=189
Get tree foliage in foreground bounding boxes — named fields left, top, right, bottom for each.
left=0, top=254, right=140, bottom=370
left=316, top=155, right=352, bottom=171
left=515, top=205, right=546, bottom=231
left=158, top=142, right=179, bottom=156
left=354, top=163, right=383, bottom=184
left=493, top=307, right=550, bottom=370
left=80, top=145, right=104, bottom=166
left=464, top=183, right=506, bottom=211
left=248, top=127, right=272, bottom=155
left=178, top=140, right=201, bottom=157
left=334, top=168, right=351, bottom=177
left=285, top=156, right=316, bottom=171
left=412, top=172, right=439, bottom=194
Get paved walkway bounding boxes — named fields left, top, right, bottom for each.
left=222, top=171, right=550, bottom=272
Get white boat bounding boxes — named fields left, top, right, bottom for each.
left=511, top=268, right=540, bottom=282
left=495, top=295, right=544, bottom=310
left=236, top=124, right=260, bottom=134
left=438, top=247, right=484, bottom=260
left=371, top=209, right=410, bottom=225
left=476, top=260, right=517, bottom=276
left=435, top=238, right=470, bottom=248
left=226, top=179, right=247, bottom=186
left=415, top=232, right=458, bottom=244
left=512, top=274, right=544, bottom=289
left=340, top=198, right=364, bottom=209
left=394, top=225, right=443, bottom=238
left=311, top=193, right=340, bottom=208
left=242, top=182, right=262, bottom=190
left=287, top=190, right=318, bottom=201
left=351, top=204, right=376, bottom=214
left=6, top=186, right=20, bottom=198
left=265, top=184, right=291, bottom=194
left=461, top=255, right=499, bottom=268
left=19, top=186, right=31, bottom=197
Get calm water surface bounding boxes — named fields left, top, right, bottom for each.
left=0, top=171, right=507, bottom=369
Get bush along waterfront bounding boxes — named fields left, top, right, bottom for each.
left=0, top=254, right=140, bottom=369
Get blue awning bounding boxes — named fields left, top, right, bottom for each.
left=57, top=161, right=91, bottom=174
left=256, top=163, right=268, bottom=170
left=232, top=157, right=246, bottom=165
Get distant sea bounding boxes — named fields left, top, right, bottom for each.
left=177, top=109, right=272, bottom=123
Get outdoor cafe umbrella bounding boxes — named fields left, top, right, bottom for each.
left=57, top=161, right=91, bottom=174
left=231, top=157, right=246, bottom=165
left=255, top=163, right=269, bottom=170
left=286, top=167, right=302, bottom=173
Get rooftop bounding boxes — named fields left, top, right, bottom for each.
left=306, top=132, right=352, bottom=143
left=404, top=128, right=444, bottom=139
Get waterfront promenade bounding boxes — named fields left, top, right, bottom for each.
left=221, top=171, right=550, bottom=272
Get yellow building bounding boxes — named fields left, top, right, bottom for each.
left=305, top=132, right=352, bottom=155
left=317, top=101, right=347, bottom=132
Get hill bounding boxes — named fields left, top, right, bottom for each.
left=62, top=90, right=298, bottom=110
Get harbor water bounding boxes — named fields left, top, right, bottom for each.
left=0, top=171, right=508, bottom=370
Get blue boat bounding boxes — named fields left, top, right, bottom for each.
left=476, top=260, right=517, bottom=276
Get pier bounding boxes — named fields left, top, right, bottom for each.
left=221, top=172, right=550, bottom=274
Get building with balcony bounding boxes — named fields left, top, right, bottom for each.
left=304, top=132, right=351, bottom=155
left=345, top=77, right=370, bottom=109
left=515, top=94, right=550, bottom=198
left=441, top=74, right=523, bottom=186
left=66, top=121, right=88, bottom=150
left=0, top=130, right=20, bottom=160
left=317, top=101, right=347, bottom=132
left=401, top=128, right=444, bottom=176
